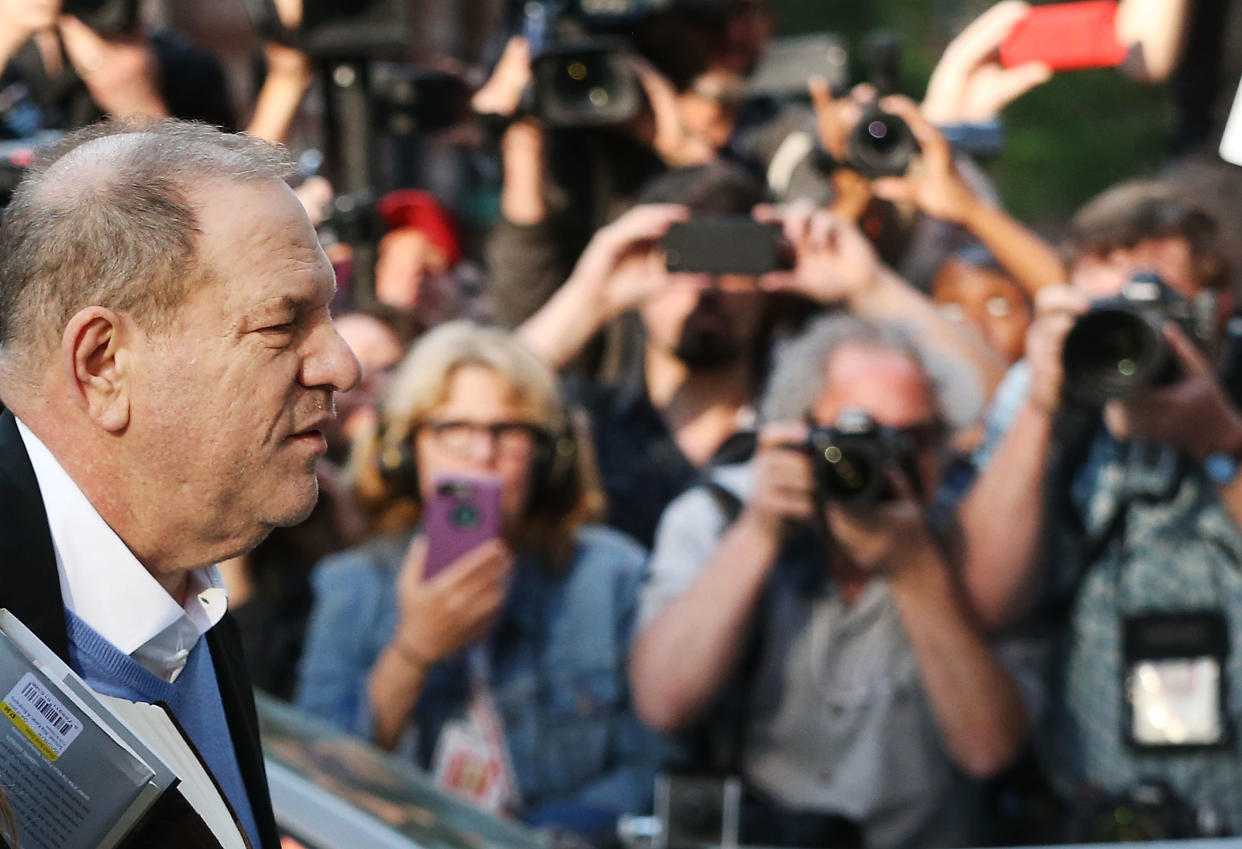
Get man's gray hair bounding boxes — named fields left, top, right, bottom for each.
left=0, top=117, right=295, bottom=376
left=761, top=313, right=982, bottom=430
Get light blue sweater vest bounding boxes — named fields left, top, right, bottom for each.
left=64, top=609, right=261, bottom=849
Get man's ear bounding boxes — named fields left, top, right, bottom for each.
left=61, top=307, right=133, bottom=433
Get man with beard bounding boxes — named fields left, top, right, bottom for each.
left=520, top=163, right=1000, bottom=547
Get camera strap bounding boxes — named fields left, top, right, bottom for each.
left=692, top=480, right=831, bottom=774
left=699, top=481, right=765, bottom=776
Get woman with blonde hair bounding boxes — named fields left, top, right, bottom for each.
left=296, top=321, right=664, bottom=839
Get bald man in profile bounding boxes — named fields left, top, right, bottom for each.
left=0, top=119, right=360, bottom=849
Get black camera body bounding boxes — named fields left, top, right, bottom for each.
left=522, top=0, right=671, bottom=128
left=1061, top=272, right=1213, bottom=407
left=529, top=39, right=643, bottom=128
left=807, top=409, right=921, bottom=510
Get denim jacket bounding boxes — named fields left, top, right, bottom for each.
left=295, top=524, right=666, bottom=832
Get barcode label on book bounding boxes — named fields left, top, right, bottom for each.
left=1, top=672, right=83, bottom=761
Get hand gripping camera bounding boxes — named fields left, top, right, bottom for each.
left=1061, top=272, right=1215, bottom=407
left=806, top=409, right=922, bottom=510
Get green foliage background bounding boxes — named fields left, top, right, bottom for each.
left=768, top=0, right=1175, bottom=230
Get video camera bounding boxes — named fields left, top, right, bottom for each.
left=806, top=410, right=922, bottom=510
left=520, top=0, right=674, bottom=128
left=1061, top=272, right=1215, bottom=407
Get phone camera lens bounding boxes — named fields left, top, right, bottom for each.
left=451, top=503, right=479, bottom=528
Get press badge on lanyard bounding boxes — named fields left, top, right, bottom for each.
left=1123, top=611, right=1231, bottom=751
left=432, top=647, right=521, bottom=814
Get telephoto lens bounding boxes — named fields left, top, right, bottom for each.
left=806, top=410, right=917, bottom=510
left=1061, top=273, right=1200, bottom=407
left=845, top=105, right=917, bottom=179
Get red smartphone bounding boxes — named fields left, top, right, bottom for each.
left=999, top=1, right=1127, bottom=72
left=423, top=475, right=502, bottom=580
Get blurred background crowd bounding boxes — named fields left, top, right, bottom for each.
left=4, top=0, right=1242, bottom=847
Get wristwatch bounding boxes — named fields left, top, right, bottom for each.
left=1204, top=451, right=1240, bottom=485
left=1204, top=428, right=1242, bottom=485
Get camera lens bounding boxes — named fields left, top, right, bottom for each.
left=820, top=444, right=873, bottom=499
left=533, top=43, right=641, bottom=127
left=553, top=54, right=616, bottom=110
left=1062, top=306, right=1169, bottom=406
left=865, top=118, right=897, bottom=151
left=846, top=108, right=916, bottom=179
left=450, top=503, right=479, bottom=528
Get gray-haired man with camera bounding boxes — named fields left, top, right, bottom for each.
left=628, top=312, right=1030, bottom=849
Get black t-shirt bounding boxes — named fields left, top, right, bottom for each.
left=569, top=365, right=759, bottom=549
left=571, top=373, right=702, bottom=550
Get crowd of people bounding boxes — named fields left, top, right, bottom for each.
left=3, top=0, right=1242, bottom=848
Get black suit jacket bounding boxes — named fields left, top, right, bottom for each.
left=0, top=411, right=281, bottom=849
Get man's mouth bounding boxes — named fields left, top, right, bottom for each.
left=289, top=415, right=331, bottom=451
left=289, top=429, right=328, bottom=454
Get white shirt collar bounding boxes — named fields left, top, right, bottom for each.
left=16, top=418, right=228, bottom=682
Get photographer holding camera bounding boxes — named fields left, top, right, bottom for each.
left=960, top=180, right=1242, bottom=828
left=0, top=0, right=234, bottom=132
left=628, top=313, right=1031, bottom=848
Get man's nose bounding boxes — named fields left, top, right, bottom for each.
left=306, top=321, right=363, bottom=393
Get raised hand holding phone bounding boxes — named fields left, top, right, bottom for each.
left=999, top=1, right=1126, bottom=72
left=393, top=477, right=513, bottom=667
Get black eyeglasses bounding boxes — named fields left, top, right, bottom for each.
left=421, top=420, right=547, bottom=460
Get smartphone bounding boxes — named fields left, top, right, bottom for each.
left=423, top=475, right=502, bottom=580
left=999, top=1, right=1127, bottom=72
left=664, top=218, right=793, bottom=275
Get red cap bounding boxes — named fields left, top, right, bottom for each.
left=377, top=190, right=462, bottom=268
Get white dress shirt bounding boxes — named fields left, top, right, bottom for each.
left=17, top=419, right=227, bottom=682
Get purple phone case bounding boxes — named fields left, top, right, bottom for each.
left=423, top=474, right=503, bottom=579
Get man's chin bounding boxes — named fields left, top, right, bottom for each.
left=256, top=474, right=321, bottom=535
left=282, top=475, right=321, bottom=527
